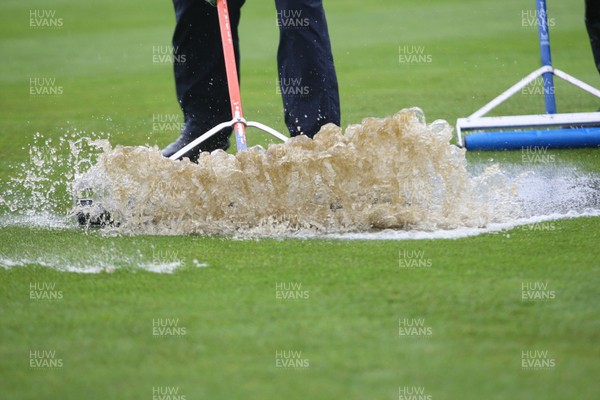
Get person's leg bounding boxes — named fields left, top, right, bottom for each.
left=585, top=0, right=600, bottom=75
left=275, top=0, right=340, bottom=138
left=163, top=0, right=245, bottom=161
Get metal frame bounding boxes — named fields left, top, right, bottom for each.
left=169, top=115, right=288, bottom=161
left=456, top=67, right=600, bottom=147
left=456, top=0, right=600, bottom=148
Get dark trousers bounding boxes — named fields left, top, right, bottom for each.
left=171, top=0, right=341, bottom=151
left=586, top=0, right=600, bottom=74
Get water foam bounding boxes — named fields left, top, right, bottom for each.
left=0, top=255, right=184, bottom=274
left=0, top=241, right=201, bottom=274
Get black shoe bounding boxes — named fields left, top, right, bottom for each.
left=162, top=135, right=202, bottom=162
left=161, top=121, right=231, bottom=162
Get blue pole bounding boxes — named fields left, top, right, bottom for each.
left=537, top=0, right=557, bottom=113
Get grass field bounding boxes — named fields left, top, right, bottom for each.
left=1, top=0, right=599, bottom=399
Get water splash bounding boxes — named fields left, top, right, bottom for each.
left=2, top=108, right=598, bottom=239
left=71, top=108, right=519, bottom=235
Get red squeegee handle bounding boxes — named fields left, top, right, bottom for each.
left=217, top=0, right=248, bottom=152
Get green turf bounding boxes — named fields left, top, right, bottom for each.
left=1, top=219, right=600, bottom=399
left=1, top=0, right=599, bottom=399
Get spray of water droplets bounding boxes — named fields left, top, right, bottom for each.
left=0, top=130, right=110, bottom=227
